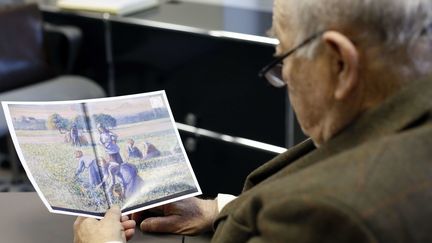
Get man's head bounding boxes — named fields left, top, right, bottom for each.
left=75, top=150, right=83, bottom=159
left=97, top=157, right=107, bottom=166
left=97, top=123, right=106, bottom=133
left=272, top=0, right=432, bottom=145
left=127, top=138, right=135, bottom=146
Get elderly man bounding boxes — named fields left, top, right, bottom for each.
left=74, top=0, right=432, bottom=242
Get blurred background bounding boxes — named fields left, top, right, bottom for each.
left=0, top=0, right=307, bottom=196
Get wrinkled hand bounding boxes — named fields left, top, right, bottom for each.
left=132, top=197, right=218, bottom=235
left=74, top=206, right=136, bottom=243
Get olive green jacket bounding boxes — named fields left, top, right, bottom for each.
left=212, top=78, right=432, bottom=243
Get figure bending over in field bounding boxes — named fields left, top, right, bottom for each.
left=96, top=157, right=145, bottom=201
left=74, top=150, right=102, bottom=200
left=96, top=157, right=123, bottom=202
left=118, top=162, right=145, bottom=199
left=142, top=141, right=161, bottom=159
left=126, top=138, right=143, bottom=159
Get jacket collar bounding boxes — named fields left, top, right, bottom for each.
left=288, top=78, right=432, bottom=178
left=318, top=77, right=432, bottom=160
left=244, top=78, right=432, bottom=191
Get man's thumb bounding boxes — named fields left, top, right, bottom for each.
left=140, top=216, right=179, bottom=233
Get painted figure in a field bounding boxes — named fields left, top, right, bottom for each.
left=142, top=141, right=161, bottom=159
left=112, top=183, right=125, bottom=202
left=96, top=156, right=145, bottom=200
left=70, top=123, right=80, bottom=147
left=97, top=123, right=123, bottom=164
left=127, top=138, right=143, bottom=159
left=74, top=150, right=101, bottom=187
left=118, top=162, right=145, bottom=199
left=96, top=157, right=123, bottom=201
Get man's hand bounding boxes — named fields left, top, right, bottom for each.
left=132, top=197, right=218, bottom=235
left=74, top=206, right=136, bottom=243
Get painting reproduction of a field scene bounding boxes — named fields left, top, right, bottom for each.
left=2, top=91, right=201, bottom=218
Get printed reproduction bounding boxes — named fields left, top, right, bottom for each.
left=2, top=91, right=201, bottom=218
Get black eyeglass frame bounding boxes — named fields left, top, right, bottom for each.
left=258, top=31, right=325, bottom=87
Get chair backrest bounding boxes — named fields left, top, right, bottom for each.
left=0, top=3, right=53, bottom=92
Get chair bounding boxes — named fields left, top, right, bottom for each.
left=0, top=3, right=106, bottom=190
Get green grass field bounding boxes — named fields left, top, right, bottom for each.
left=16, top=119, right=198, bottom=214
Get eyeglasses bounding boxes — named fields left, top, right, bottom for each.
left=258, top=31, right=324, bottom=88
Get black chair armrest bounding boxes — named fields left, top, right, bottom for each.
left=43, top=23, right=82, bottom=74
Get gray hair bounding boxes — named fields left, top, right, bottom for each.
left=282, top=0, right=432, bottom=77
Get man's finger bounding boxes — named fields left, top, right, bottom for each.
left=131, top=209, right=161, bottom=223
left=121, top=215, right=129, bottom=222
left=104, top=206, right=122, bottom=221
left=122, top=219, right=136, bottom=230
left=140, top=215, right=181, bottom=233
left=125, top=228, right=135, bottom=241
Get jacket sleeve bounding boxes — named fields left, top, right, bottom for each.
left=246, top=198, right=378, bottom=243
left=212, top=197, right=378, bottom=243
left=75, top=160, right=84, bottom=176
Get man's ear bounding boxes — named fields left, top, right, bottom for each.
left=323, top=31, right=359, bottom=100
